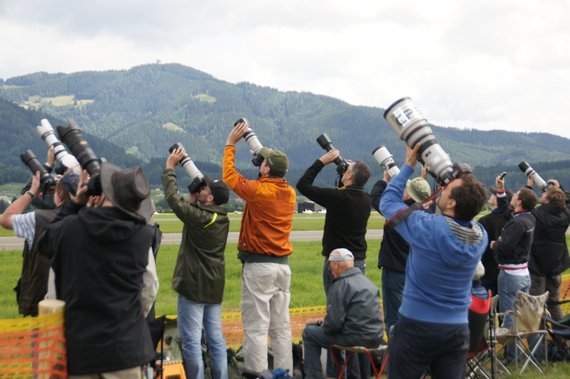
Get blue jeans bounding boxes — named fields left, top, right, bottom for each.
left=177, top=296, right=228, bottom=379
left=381, top=268, right=405, bottom=335
left=498, top=271, right=530, bottom=330
left=498, top=271, right=530, bottom=362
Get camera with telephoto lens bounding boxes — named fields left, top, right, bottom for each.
left=316, top=133, right=349, bottom=175
left=57, top=119, right=102, bottom=195
left=518, top=161, right=548, bottom=190
left=168, top=143, right=207, bottom=193
left=372, top=145, right=400, bottom=178
left=20, top=149, right=56, bottom=190
left=383, top=97, right=456, bottom=185
left=234, top=118, right=265, bottom=166
left=36, top=119, right=81, bottom=174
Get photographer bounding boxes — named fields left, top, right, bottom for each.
left=478, top=174, right=513, bottom=296
left=528, top=186, right=570, bottom=321
left=370, top=167, right=431, bottom=335
left=0, top=170, right=78, bottom=316
left=41, top=164, right=157, bottom=377
left=380, top=144, right=488, bottom=378
left=296, top=149, right=371, bottom=294
left=162, top=147, right=230, bottom=379
left=223, top=120, right=296, bottom=375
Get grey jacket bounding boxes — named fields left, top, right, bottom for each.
left=323, top=267, right=383, bottom=347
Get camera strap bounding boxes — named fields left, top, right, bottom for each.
left=385, top=188, right=441, bottom=227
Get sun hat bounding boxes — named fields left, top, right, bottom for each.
left=405, top=177, right=431, bottom=203
left=100, top=162, right=153, bottom=221
left=328, top=248, right=354, bottom=262
left=259, top=147, right=289, bottom=177
left=473, top=261, right=485, bottom=281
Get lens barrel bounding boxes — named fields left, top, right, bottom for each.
left=316, top=133, right=349, bottom=174
left=20, top=149, right=56, bottom=189
left=384, top=97, right=454, bottom=184
left=372, top=145, right=400, bottom=178
left=518, top=161, right=547, bottom=190
left=57, top=119, right=101, bottom=177
left=36, top=119, right=81, bottom=173
left=168, top=143, right=206, bottom=193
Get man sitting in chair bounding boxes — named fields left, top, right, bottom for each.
left=302, top=248, right=383, bottom=379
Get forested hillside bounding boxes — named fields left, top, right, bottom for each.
left=1, top=63, right=569, bottom=190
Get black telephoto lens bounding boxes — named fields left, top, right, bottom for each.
left=20, top=149, right=56, bottom=189
left=57, top=119, right=101, bottom=177
left=316, top=133, right=348, bottom=174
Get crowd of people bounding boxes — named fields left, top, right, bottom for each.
left=1, top=119, right=569, bottom=379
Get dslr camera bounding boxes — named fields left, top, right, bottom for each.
left=372, top=145, right=400, bottom=178
left=57, top=119, right=102, bottom=195
left=20, top=149, right=56, bottom=190
left=168, top=143, right=207, bottom=193
left=234, top=118, right=265, bottom=166
left=36, top=119, right=81, bottom=174
left=316, top=133, right=349, bottom=175
left=383, top=97, right=457, bottom=185
left=519, top=161, right=549, bottom=191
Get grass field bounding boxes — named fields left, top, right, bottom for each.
left=1, top=212, right=570, bottom=376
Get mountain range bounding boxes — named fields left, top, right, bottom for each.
left=1, top=63, right=569, bottom=190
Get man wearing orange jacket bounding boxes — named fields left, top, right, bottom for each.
left=223, top=120, right=296, bottom=375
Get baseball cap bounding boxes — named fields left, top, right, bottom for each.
left=259, top=147, right=289, bottom=177
left=205, top=176, right=230, bottom=205
left=405, top=177, right=431, bottom=203
left=328, top=248, right=354, bottom=262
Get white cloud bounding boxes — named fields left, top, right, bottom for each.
left=1, top=0, right=569, bottom=138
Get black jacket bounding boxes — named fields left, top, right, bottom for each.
left=494, top=211, right=536, bottom=265
left=43, top=206, right=155, bottom=374
left=370, top=179, right=412, bottom=272
left=478, top=205, right=513, bottom=285
left=296, top=159, right=371, bottom=259
left=529, top=204, right=570, bottom=276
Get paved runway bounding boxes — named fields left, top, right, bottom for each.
left=0, top=229, right=384, bottom=251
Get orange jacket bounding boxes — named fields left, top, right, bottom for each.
left=223, top=145, right=296, bottom=257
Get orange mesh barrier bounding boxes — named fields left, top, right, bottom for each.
left=0, top=311, right=67, bottom=378
left=221, top=305, right=326, bottom=348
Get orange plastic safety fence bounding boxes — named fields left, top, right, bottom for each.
left=0, top=311, right=67, bottom=378
left=221, top=306, right=326, bottom=348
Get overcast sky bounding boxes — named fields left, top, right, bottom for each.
left=1, top=0, right=569, bottom=138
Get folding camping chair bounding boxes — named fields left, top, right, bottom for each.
left=543, top=298, right=570, bottom=362
left=466, top=291, right=493, bottom=379
left=495, top=291, right=549, bottom=375
left=329, top=343, right=388, bottom=379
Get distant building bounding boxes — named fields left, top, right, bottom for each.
left=297, top=200, right=324, bottom=214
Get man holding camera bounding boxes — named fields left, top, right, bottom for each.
left=223, top=120, right=296, bottom=375
left=163, top=147, right=231, bottom=379
left=41, top=164, right=157, bottom=378
left=296, top=149, right=372, bottom=294
left=0, top=170, right=78, bottom=316
left=380, top=144, right=488, bottom=378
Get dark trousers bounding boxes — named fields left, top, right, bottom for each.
left=388, top=316, right=469, bottom=379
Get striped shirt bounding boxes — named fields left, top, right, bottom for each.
left=12, top=212, right=36, bottom=248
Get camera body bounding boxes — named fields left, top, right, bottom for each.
left=169, top=143, right=207, bottom=193
left=372, top=145, right=400, bottom=178
left=20, top=149, right=56, bottom=190
left=518, top=161, right=548, bottom=190
left=316, top=133, right=349, bottom=175
left=383, top=97, right=455, bottom=185
left=36, top=119, right=81, bottom=173
left=234, top=118, right=265, bottom=166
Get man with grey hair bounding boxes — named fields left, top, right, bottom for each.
left=302, top=248, right=383, bottom=379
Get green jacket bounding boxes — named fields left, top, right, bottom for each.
left=162, top=169, right=230, bottom=304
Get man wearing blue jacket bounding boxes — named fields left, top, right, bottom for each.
left=380, top=145, right=488, bottom=378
